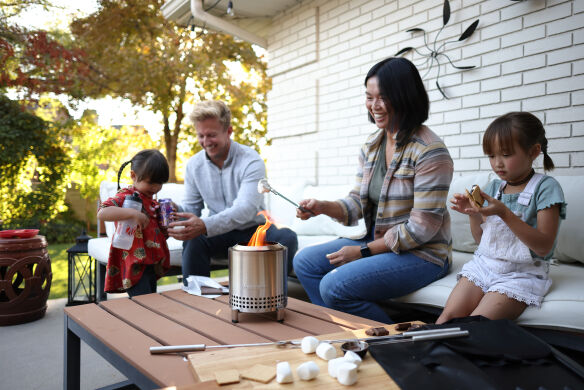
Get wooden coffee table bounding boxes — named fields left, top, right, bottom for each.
left=64, top=288, right=399, bottom=389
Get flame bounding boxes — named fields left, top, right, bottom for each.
left=247, top=210, right=272, bottom=246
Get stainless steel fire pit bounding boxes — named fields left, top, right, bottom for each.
left=229, top=242, right=288, bottom=323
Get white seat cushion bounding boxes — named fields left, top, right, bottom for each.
left=88, top=236, right=183, bottom=267
left=394, top=250, right=584, bottom=331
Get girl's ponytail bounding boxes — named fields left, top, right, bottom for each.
left=541, top=137, right=555, bottom=172
left=117, top=160, right=132, bottom=190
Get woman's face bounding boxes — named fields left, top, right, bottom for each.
left=365, top=76, right=392, bottom=131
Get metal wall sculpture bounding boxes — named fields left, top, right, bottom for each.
left=395, top=0, right=479, bottom=99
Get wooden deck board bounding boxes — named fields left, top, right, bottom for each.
left=132, top=293, right=271, bottom=345
left=162, top=290, right=312, bottom=341
left=99, top=298, right=218, bottom=347
left=64, top=303, right=193, bottom=387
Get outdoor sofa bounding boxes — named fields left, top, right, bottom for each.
left=89, top=172, right=584, bottom=334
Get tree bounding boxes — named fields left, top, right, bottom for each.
left=70, top=0, right=271, bottom=182
left=0, top=1, right=91, bottom=97
left=0, top=94, right=69, bottom=225
left=68, top=109, right=157, bottom=203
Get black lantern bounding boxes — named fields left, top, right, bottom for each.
left=67, top=229, right=96, bottom=306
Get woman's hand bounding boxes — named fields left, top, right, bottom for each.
left=325, top=245, right=361, bottom=266
left=450, top=192, right=482, bottom=215
left=296, top=198, right=323, bottom=220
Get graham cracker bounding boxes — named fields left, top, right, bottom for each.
left=240, top=364, right=276, bottom=383
left=214, top=369, right=240, bottom=386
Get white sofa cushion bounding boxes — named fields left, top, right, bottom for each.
left=89, top=235, right=184, bottom=267
left=290, top=184, right=366, bottom=239
left=394, top=250, right=584, bottom=331
left=550, top=176, right=582, bottom=264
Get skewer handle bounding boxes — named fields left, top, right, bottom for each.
left=150, top=344, right=206, bottom=354
left=411, top=330, right=469, bottom=341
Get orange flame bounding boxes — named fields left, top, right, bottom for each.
left=247, top=211, right=272, bottom=246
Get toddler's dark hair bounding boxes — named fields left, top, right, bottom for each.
left=117, top=149, right=170, bottom=190
left=482, top=112, right=555, bottom=171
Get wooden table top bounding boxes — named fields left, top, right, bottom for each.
left=64, top=289, right=401, bottom=389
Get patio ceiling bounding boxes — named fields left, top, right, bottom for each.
left=161, top=0, right=301, bottom=47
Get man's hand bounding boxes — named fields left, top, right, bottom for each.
left=168, top=212, right=207, bottom=241
left=325, top=245, right=361, bottom=266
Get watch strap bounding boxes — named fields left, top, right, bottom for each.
left=360, top=242, right=372, bottom=258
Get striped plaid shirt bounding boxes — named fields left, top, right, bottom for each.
left=337, top=126, right=453, bottom=267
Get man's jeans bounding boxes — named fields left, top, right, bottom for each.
left=293, top=237, right=449, bottom=323
left=182, top=225, right=298, bottom=283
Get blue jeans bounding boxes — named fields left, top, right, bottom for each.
left=293, top=237, right=449, bottom=323
left=182, top=225, right=298, bottom=282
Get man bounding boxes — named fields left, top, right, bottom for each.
left=168, top=100, right=298, bottom=282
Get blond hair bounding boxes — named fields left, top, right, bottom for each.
left=189, top=100, right=231, bottom=130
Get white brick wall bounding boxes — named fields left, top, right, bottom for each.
left=263, top=0, right=584, bottom=188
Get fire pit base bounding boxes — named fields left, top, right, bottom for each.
left=229, top=242, right=288, bottom=324
left=231, top=307, right=285, bottom=323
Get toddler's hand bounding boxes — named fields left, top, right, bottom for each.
left=450, top=193, right=481, bottom=215
left=135, top=210, right=149, bottom=228
left=476, top=192, right=509, bottom=219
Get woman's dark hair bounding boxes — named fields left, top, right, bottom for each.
left=364, top=57, right=429, bottom=146
left=483, top=112, right=554, bottom=172
left=117, top=149, right=170, bottom=190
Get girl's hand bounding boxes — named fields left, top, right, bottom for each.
left=476, top=191, right=510, bottom=219
left=134, top=210, right=149, bottom=228
left=296, top=199, right=322, bottom=220
left=450, top=193, right=481, bottom=215
left=325, top=245, right=361, bottom=266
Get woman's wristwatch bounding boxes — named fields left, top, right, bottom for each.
left=360, top=242, right=372, bottom=258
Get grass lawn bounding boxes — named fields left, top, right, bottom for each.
left=47, top=242, right=228, bottom=300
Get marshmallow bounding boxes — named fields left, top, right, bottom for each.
left=257, top=179, right=270, bottom=194
left=343, top=350, right=362, bottom=368
left=328, top=357, right=347, bottom=378
left=276, top=361, right=293, bottom=383
left=296, top=361, right=320, bottom=381
left=316, top=342, right=337, bottom=360
left=301, top=336, right=320, bottom=354
left=337, top=362, right=358, bottom=386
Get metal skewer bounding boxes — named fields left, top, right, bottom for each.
left=150, top=327, right=465, bottom=354
left=258, top=179, right=315, bottom=215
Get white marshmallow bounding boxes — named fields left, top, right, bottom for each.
left=301, top=336, right=320, bottom=354
left=316, top=342, right=337, bottom=360
left=296, top=361, right=320, bottom=381
left=328, top=357, right=347, bottom=378
left=343, top=350, right=362, bottom=368
left=276, top=361, right=293, bottom=383
left=337, top=362, right=358, bottom=386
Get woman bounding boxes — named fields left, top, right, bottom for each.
left=293, top=57, right=453, bottom=323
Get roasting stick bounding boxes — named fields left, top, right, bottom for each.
left=149, top=327, right=465, bottom=354
left=257, top=179, right=316, bottom=216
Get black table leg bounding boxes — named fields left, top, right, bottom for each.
left=64, top=315, right=80, bottom=390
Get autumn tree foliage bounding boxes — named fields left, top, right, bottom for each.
left=0, top=1, right=91, bottom=96
left=70, top=0, right=271, bottom=181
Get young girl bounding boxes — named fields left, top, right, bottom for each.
left=98, top=149, right=171, bottom=297
left=437, top=112, right=566, bottom=324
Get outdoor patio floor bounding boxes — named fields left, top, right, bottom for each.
left=1, top=280, right=309, bottom=389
